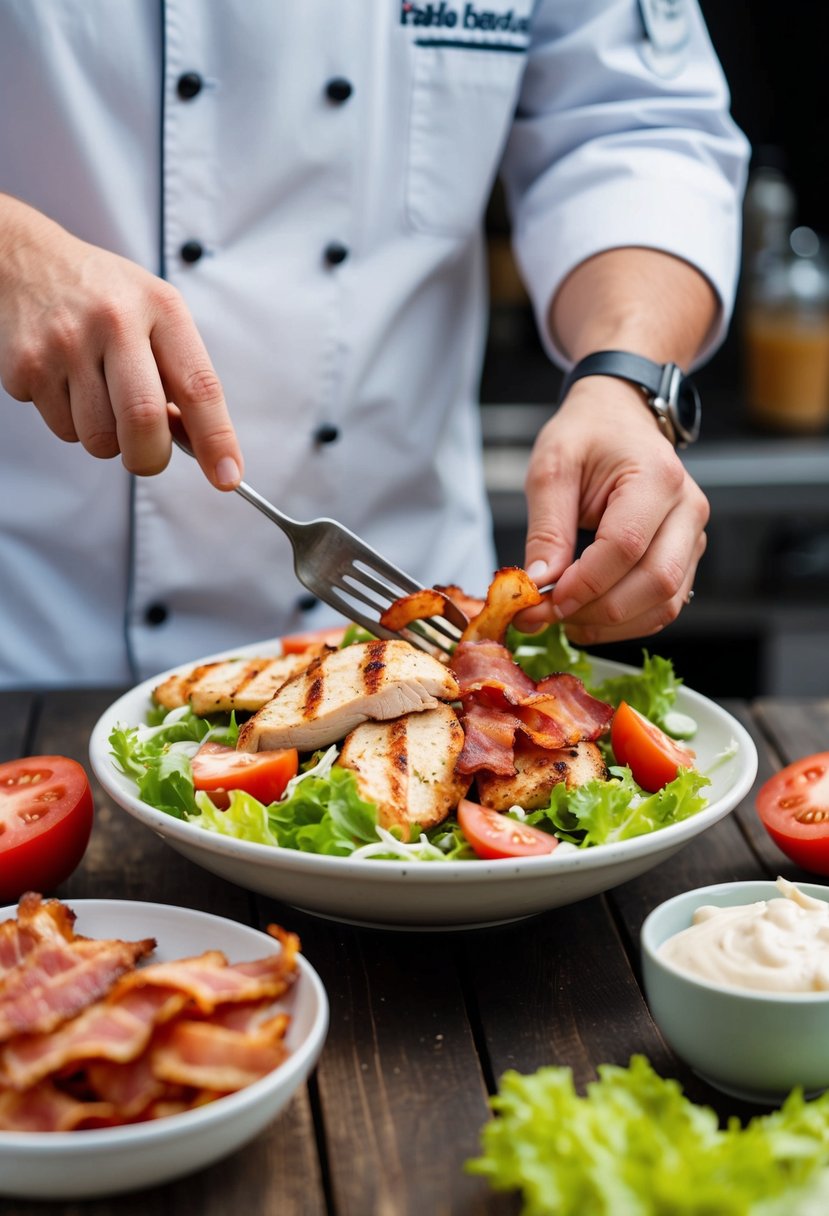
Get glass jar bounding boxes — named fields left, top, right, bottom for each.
left=742, top=227, right=829, bottom=433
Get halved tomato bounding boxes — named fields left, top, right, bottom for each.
left=0, top=756, right=94, bottom=903
left=280, top=626, right=348, bottom=654
left=756, top=752, right=829, bottom=875
left=457, top=798, right=558, bottom=860
left=191, top=742, right=298, bottom=806
left=610, top=701, right=696, bottom=793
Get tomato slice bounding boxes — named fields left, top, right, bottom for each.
left=280, top=626, right=348, bottom=654
left=756, top=752, right=829, bottom=875
left=0, top=756, right=94, bottom=903
left=610, top=701, right=696, bottom=793
left=191, top=742, right=298, bottom=805
left=457, top=798, right=558, bottom=860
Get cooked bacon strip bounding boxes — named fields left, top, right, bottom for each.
left=459, top=567, right=542, bottom=644
left=151, top=1015, right=290, bottom=1092
left=1, top=986, right=186, bottom=1092
left=451, top=641, right=612, bottom=775
left=0, top=935, right=156, bottom=1043
left=434, top=584, right=485, bottom=622
left=0, top=892, right=77, bottom=977
left=534, top=673, right=613, bottom=742
left=453, top=701, right=519, bottom=777
left=0, top=1080, right=116, bottom=1132
left=85, top=1050, right=167, bottom=1119
left=451, top=639, right=537, bottom=698
left=0, top=903, right=300, bottom=1132
left=116, top=946, right=297, bottom=1012
left=378, top=587, right=461, bottom=634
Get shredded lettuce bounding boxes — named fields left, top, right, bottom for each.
left=467, top=1056, right=829, bottom=1216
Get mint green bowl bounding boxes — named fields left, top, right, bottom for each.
left=641, top=880, right=829, bottom=1105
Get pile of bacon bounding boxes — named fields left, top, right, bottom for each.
left=0, top=893, right=299, bottom=1133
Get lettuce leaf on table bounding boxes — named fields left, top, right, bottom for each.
left=467, top=1056, right=829, bottom=1216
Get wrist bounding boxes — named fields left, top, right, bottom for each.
left=558, top=350, right=701, bottom=448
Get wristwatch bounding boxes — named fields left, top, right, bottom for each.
left=558, top=350, right=701, bottom=448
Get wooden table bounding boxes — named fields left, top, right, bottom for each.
left=3, top=688, right=827, bottom=1216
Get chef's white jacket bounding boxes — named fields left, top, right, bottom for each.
left=0, top=0, right=748, bottom=687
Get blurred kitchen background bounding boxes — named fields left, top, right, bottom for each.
left=480, top=1, right=829, bottom=698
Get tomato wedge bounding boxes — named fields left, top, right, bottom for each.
left=610, top=701, right=696, bottom=793
left=457, top=798, right=558, bottom=860
left=0, top=756, right=94, bottom=903
left=756, top=752, right=829, bottom=875
left=280, top=626, right=348, bottom=654
left=191, top=742, right=298, bottom=806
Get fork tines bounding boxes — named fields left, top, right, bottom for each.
left=327, top=562, right=464, bottom=656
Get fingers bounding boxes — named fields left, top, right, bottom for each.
left=518, top=381, right=710, bottom=643
left=150, top=296, right=243, bottom=489
left=563, top=519, right=706, bottom=645
left=0, top=212, right=241, bottom=489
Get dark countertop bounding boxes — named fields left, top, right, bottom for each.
left=3, top=687, right=829, bottom=1215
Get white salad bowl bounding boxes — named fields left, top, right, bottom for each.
left=89, top=642, right=758, bottom=930
left=0, top=900, right=329, bottom=1201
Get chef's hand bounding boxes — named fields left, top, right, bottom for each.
left=519, top=376, right=709, bottom=644
left=0, top=194, right=243, bottom=489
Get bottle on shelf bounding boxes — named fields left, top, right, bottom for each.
left=741, top=150, right=829, bottom=433
left=743, top=225, right=829, bottom=434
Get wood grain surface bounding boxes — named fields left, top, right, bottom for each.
left=2, top=688, right=827, bottom=1216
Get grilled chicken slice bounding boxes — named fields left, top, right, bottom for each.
left=475, top=741, right=608, bottom=812
left=338, top=705, right=469, bottom=840
left=153, top=652, right=324, bottom=716
left=237, top=639, right=460, bottom=753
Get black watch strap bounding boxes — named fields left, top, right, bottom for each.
left=558, top=349, right=701, bottom=448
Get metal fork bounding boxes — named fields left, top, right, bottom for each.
left=172, top=429, right=467, bottom=655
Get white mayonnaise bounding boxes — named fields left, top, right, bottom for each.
left=659, top=878, right=829, bottom=993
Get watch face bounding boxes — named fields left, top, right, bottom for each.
left=676, top=376, right=701, bottom=443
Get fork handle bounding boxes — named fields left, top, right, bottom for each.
left=171, top=428, right=304, bottom=544
left=232, top=480, right=304, bottom=544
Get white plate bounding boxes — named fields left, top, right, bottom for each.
left=89, top=642, right=758, bottom=930
left=0, top=900, right=328, bottom=1201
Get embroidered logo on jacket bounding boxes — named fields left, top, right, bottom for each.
left=400, top=2, right=531, bottom=36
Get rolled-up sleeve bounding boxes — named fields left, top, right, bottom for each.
left=500, top=0, right=751, bottom=368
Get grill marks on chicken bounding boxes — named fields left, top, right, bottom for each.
left=476, top=741, right=608, bottom=812
left=153, top=652, right=324, bottom=716
left=237, top=640, right=460, bottom=753
left=338, top=704, right=469, bottom=839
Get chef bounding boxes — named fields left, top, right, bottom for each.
left=0, top=1, right=749, bottom=687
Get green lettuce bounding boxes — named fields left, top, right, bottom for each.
left=588, top=650, right=683, bottom=729
left=190, top=765, right=379, bottom=855
left=109, top=708, right=238, bottom=820
left=467, top=1056, right=829, bottom=1215
left=525, top=766, right=710, bottom=848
